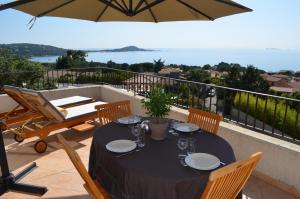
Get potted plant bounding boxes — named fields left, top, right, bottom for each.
left=141, top=87, right=173, bottom=140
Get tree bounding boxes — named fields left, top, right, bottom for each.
left=55, top=50, right=87, bottom=69
left=214, top=62, right=231, bottom=72
left=153, top=59, right=165, bottom=73
left=66, top=50, right=86, bottom=61
left=56, top=55, right=72, bottom=69
left=240, top=65, right=270, bottom=93
left=0, top=48, right=44, bottom=88
left=224, top=65, right=241, bottom=88
left=186, top=68, right=210, bottom=83
left=203, top=64, right=211, bottom=70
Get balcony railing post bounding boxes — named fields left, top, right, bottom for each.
left=282, top=101, right=289, bottom=137
left=262, top=97, right=268, bottom=131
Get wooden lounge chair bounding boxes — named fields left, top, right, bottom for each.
left=1, top=85, right=93, bottom=130
left=6, top=87, right=105, bottom=153
left=200, top=152, right=262, bottom=199
left=95, top=100, right=132, bottom=126
left=188, top=108, right=223, bottom=134
left=57, top=134, right=111, bottom=199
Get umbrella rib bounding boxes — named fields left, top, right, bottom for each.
left=0, top=0, right=35, bottom=11
left=111, top=0, right=128, bottom=12
left=95, top=2, right=110, bottom=21
left=176, top=0, right=215, bottom=21
left=142, top=0, right=158, bottom=23
left=36, top=0, right=76, bottom=17
left=98, top=0, right=127, bottom=15
left=216, top=0, right=253, bottom=12
left=120, top=0, right=129, bottom=11
left=135, top=0, right=164, bottom=15
left=133, top=0, right=144, bottom=13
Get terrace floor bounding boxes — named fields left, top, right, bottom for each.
left=1, top=128, right=298, bottom=199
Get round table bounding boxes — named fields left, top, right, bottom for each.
left=88, top=119, right=236, bottom=199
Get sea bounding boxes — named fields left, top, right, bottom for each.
left=30, top=48, right=300, bottom=72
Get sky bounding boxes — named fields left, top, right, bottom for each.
left=0, top=0, right=300, bottom=49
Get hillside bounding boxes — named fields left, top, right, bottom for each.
left=0, top=43, right=68, bottom=57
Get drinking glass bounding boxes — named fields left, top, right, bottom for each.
left=128, top=115, right=134, bottom=124
left=137, top=128, right=146, bottom=148
left=131, top=124, right=141, bottom=141
left=169, top=120, right=179, bottom=136
left=177, top=138, right=188, bottom=154
left=187, top=138, right=197, bottom=155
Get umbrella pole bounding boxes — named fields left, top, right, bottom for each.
left=0, top=121, right=47, bottom=196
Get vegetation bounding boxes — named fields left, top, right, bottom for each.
left=186, top=68, right=210, bottom=83
left=233, top=92, right=300, bottom=140
left=56, top=50, right=87, bottom=69
left=0, top=43, right=67, bottom=57
left=224, top=65, right=270, bottom=93
left=0, top=48, right=56, bottom=90
left=142, top=87, right=173, bottom=119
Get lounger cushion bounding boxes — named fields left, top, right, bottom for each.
left=65, top=101, right=106, bottom=120
left=50, top=96, right=92, bottom=107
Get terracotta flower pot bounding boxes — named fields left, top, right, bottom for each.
left=149, top=118, right=169, bottom=141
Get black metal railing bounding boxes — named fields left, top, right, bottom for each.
left=1, top=67, right=299, bottom=144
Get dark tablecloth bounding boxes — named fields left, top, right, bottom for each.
left=89, top=120, right=236, bottom=199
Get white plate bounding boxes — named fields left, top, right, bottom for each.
left=174, top=123, right=199, bottom=133
left=185, top=153, right=221, bottom=170
left=117, top=116, right=141, bottom=125
left=106, top=140, right=137, bottom=153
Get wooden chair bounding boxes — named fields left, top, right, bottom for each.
left=188, top=108, right=223, bottom=134
left=56, top=134, right=111, bottom=199
left=95, top=100, right=132, bottom=126
left=200, top=152, right=262, bottom=199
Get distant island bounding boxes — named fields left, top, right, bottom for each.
left=86, top=46, right=155, bottom=53
left=0, top=43, right=68, bottom=57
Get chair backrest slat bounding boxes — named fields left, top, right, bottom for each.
left=3, top=85, right=37, bottom=111
left=57, top=134, right=108, bottom=199
left=95, top=100, right=132, bottom=126
left=18, top=88, right=65, bottom=122
left=201, top=152, right=262, bottom=199
left=188, top=108, right=223, bottom=134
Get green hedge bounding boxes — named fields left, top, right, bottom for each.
left=233, top=93, right=300, bottom=140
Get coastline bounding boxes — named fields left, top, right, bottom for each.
left=30, top=48, right=300, bottom=72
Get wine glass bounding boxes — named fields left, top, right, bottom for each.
left=187, top=138, right=196, bottom=155
left=177, top=138, right=188, bottom=155
left=131, top=124, right=141, bottom=142
left=169, top=120, right=179, bottom=136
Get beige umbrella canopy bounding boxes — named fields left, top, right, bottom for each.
left=0, top=0, right=251, bottom=22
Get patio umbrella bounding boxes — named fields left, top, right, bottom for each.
left=0, top=0, right=252, bottom=23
